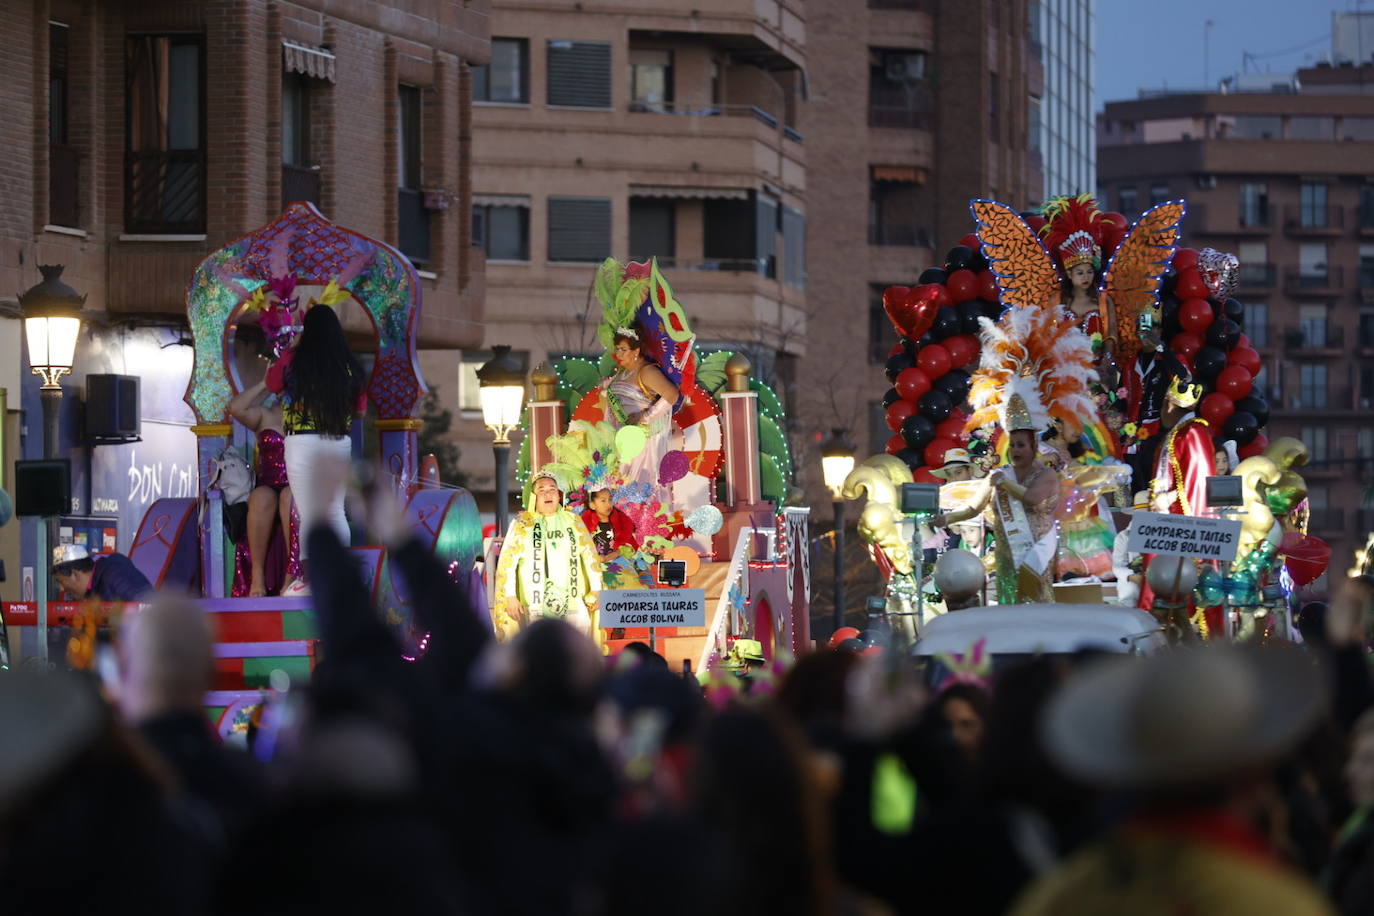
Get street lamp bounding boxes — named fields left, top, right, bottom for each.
left=477, top=345, right=526, bottom=538
left=19, top=265, right=85, bottom=458
left=820, top=428, right=856, bottom=634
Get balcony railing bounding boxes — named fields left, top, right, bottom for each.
left=868, top=104, right=931, bottom=130
left=397, top=187, right=431, bottom=266
left=869, top=222, right=932, bottom=247
left=1236, top=262, right=1275, bottom=288
left=1284, top=203, right=1344, bottom=233
left=49, top=143, right=80, bottom=228
left=125, top=150, right=205, bottom=234
left=651, top=256, right=772, bottom=276
left=1284, top=265, right=1344, bottom=293
left=1237, top=206, right=1270, bottom=229
left=1358, top=322, right=1374, bottom=348
left=282, top=163, right=321, bottom=209
left=1280, top=324, right=1344, bottom=350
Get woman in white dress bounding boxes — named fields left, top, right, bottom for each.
left=599, top=326, right=680, bottom=501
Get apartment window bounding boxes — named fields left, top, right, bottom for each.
left=1362, top=246, right=1374, bottom=292
left=989, top=72, right=1000, bottom=142
left=1298, top=243, right=1328, bottom=287
left=869, top=284, right=899, bottom=364
left=548, top=197, right=611, bottom=262
left=459, top=349, right=529, bottom=413
left=1233, top=115, right=1280, bottom=139
left=1298, top=304, right=1328, bottom=348
left=1242, top=303, right=1268, bottom=347
left=1117, top=186, right=1138, bottom=219
left=1027, top=95, right=1042, bottom=154
left=1362, top=366, right=1374, bottom=408
left=1359, top=427, right=1374, bottom=459
left=1239, top=182, right=1269, bottom=227
left=1149, top=184, right=1170, bottom=206
left=755, top=195, right=779, bottom=279
left=629, top=49, right=672, bottom=112
left=782, top=205, right=806, bottom=289
left=281, top=74, right=319, bottom=207
left=869, top=401, right=890, bottom=457
left=1300, top=182, right=1328, bottom=228
left=49, top=22, right=78, bottom=228
left=1299, top=364, right=1328, bottom=408
left=869, top=48, right=929, bottom=129
left=701, top=196, right=768, bottom=274
left=1289, top=116, right=1335, bottom=141
left=1253, top=362, right=1272, bottom=401
left=397, top=84, right=430, bottom=264
left=473, top=38, right=528, bottom=104
left=629, top=198, right=675, bottom=260
left=1301, top=426, right=1328, bottom=463
left=1362, top=185, right=1374, bottom=229
left=125, top=34, right=205, bottom=233
left=1237, top=241, right=1269, bottom=287
left=547, top=40, right=611, bottom=109
left=1361, top=307, right=1374, bottom=347
left=472, top=196, right=530, bottom=261
left=869, top=172, right=926, bottom=246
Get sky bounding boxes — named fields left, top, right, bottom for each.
left=1094, top=0, right=1352, bottom=111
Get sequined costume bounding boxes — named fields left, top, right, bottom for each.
left=606, top=366, right=673, bottom=498
left=231, top=428, right=301, bottom=597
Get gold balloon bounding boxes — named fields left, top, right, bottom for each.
left=1232, top=455, right=1280, bottom=567
left=842, top=459, right=914, bottom=576
left=1263, top=436, right=1308, bottom=471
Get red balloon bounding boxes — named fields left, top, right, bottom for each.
left=1170, top=331, right=1203, bottom=358
left=943, top=334, right=979, bottom=368
left=1227, top=346, right=1261, bottom=375
left=924, top=437, right=958, bottom=468
left=978, top=269, right=999, bottom=303
left=935, top=416, right=966, bottom=440
left=1281, top=532, right=1332, bottom=586
left=1101, top=211, right=1129, bottom=234
left=1176, top=268, right=1210, bottom=301
left=1216, top=365, right=1253, bottom=400
left=959, top=233, right=981, bottom=252
left=885, top=398, right=917, bottom=432
left=1236, top=333, right=1252, bottom=350
left=1199, top=392, right=1235, bottom=428
left=895, top=367, right=932, bottom=401
left=886, top=433, right=906, bottom=456
left=887, top=286, right=940, bottom=340
left=945, top=269, right=978, bottom=302
left=928, top=284, right=953, bottom=309
left=916, top=344, right=952, bottom=379
left=912, top=467, right=942, bottom=485
left=1172, top=248, right=1199, bottom=272
left=1178, top=298, right=1215, bottom=333
left=1238, top=433, right=1269, bottom=460
left=888, top=342, right=905, bottom=358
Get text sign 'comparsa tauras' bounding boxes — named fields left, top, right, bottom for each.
left=1125, top=511, right=1242, bottom=562
left=598, top=589, right=706, bottom=628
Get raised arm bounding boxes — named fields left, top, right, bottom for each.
left=228, top=379, right=268, bottom=431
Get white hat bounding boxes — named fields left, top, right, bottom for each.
left=929, top=448, right=972, bottom=480
left=1041, top=645, right=1324, bottom=789
left=52, top=544, right=90, bottom=567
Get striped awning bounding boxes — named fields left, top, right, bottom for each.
left=629, top=185, right=749, bottom=200
left=283, top=39, right=336, bottom=82
left=473, top=194, right=531, bottom=208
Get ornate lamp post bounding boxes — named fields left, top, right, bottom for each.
left=19, top=265, right=85, bottom=459
left=820, top=428, right=856, bottom=633
left=477, top=345, right=526, bottom=537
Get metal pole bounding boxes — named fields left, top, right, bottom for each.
left=40, top=387, right=62, bottom=668
left=832, top=498, right=846, bottom=633
left=493, top=440, right=511, bottom=537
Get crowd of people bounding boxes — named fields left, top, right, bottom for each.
left=6, top=456, right=1374, bottom=914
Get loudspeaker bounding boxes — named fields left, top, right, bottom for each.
left=15, top=459, right=71, bottom=517
left=86, top=374, right=140, bottom=441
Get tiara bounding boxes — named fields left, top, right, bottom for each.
left=616, top=326, right=640, bottom=341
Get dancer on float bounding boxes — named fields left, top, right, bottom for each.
left=228, top=379, right=299, bottom=596
left=265, top=303, right=366, bottom=596
left=599, top=326, right=680, bottom=499
left=493, top=469, right=604, bottom=647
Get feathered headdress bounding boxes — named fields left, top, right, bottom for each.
left=1040, top=194, right=1104, bottom=273
left=966, top=304, right=1100, bottom=439
left=542, top=420, right=625, bottom=507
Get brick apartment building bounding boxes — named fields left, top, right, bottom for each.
left=797, top=0, right=1044, bottom=508
left=1098, top=64, right=1374, bottom=580
left=0, top=0, right=489, bottom=601
left=444, top=0, right=806, bottom=511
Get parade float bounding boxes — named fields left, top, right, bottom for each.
left=850, top=194, right=1338, bottom=642
left=25, top=205, right=810, bottom=732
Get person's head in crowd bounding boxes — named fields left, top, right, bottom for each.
left=51, top=545, right=95, bottom=598
left=775, top=649, right=861, bottom=736
left=618, top=641, right=668, bottom=670
left=498, top=618, right=605, bottom=717
left=932, top=682, right=991, bottom=761
left=117, top=595, right=214, bottom=723
left=1326, top=575, right=1374, bottom=647
left=1296, top=601, right=1329, bottom=648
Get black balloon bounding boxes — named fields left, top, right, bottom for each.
left=885, top=351, right=914, bottom=383
left=899, top=336, right=917, bottom=355
left=1206, top=317, right=1240, bottom=351
left=917, top=333, right=936, bottom=349
left=918, top=390, right=953, bottom=423
left=1160, top=296, right=1181, bottom=336
left=1160, top=266, right=1178, bottom=294
left=1192, top=346, right=1227, bottom=381
left=1233, top=395, right=1268, bottom=427
left=895, top=447, right=923, bottom=469
left=901, top=414, right=936, bottom=450
left=1222, top=411, right=1259, bottom=446
left=1223, top=297, right=1244, bottom=323
left=945, top=245, right=973, bottom=272
left=981, top=300, right=1004, bottom=321
left=933, top=306, right=960, bottom=339
left=969, top=251, right=990, bottom=273
left=936, top=368, right=971, bottom=398
left=958, top=300, right=984, bottom=335
left=918, top=267, right=948, bottom=285
left=882, top=387, right=901, bottom=408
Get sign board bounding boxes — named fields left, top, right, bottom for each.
left=598, top=588, right=706, bottom=628
left=1126, top=511, right=1241, bottom=562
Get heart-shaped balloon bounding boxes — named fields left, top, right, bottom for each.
left=1280, top=531, right=1331, bottom=586
left=884, top=285, right=940, bottom=341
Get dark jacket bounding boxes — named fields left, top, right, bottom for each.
left=89, top=552, right=155, bottom=601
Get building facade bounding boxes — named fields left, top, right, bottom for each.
left=1097, top=66, right=1374, bottom=580
left=0, top=0, right=489, bottom=603
left=1033, top=0, right=1095, bottom=202
left=445, top=0, right=806, bottom=514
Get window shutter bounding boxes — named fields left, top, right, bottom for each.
left=547, top=41, right=611, bottom=108
left=755, top=196, right=778, bottom=278
left=782, top=205, right=805, bottom=288
left=548, top=197, right=611, bottom=262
